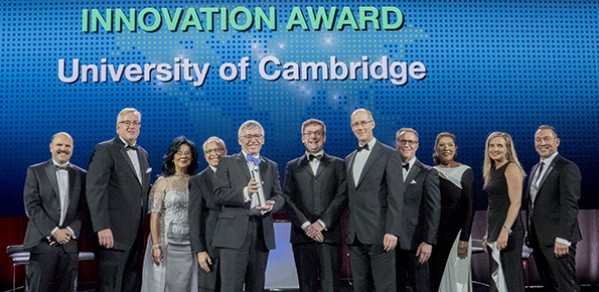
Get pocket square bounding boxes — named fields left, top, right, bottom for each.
left=146, top=168, right=152, bottom=173
left=410, top=179, right=417, bottom=184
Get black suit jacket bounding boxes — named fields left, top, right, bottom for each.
left=398, top=159, right=441, bottom=250
left=283, top=153, right=347, bottom=244
left=344, top=141, right=405, bottom=245
left=212, top=153, right=284, bottom=250
left=189, top=167, right=220, bottom=257
left=527, top=154, right=582, bottom=245
left=86, top=137, right=151, bottom=250
left=23, top=160, right=87, bottom=252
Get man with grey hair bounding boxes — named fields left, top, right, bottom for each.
left=87, top=108, right=151, bottom=292
left=189, top=136, right=228, bottom=291
left=212, top=120, right=284, bottom=292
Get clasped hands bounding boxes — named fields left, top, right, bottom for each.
left=50, top=228, right=72, bottom=245
left=304, top=222, right=325, bottom=242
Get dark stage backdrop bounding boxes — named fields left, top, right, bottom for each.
left=1, top=1, right=598, bottom=213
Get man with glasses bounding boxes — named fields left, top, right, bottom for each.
left=211, top=120, right=284, bottom=292
left=283, top=119, right=347, bottom=292
left=345, top=109, right=405, bottom=291
left=395, top=128, right=440, bottom=292
left=87, top=108, right=151, bottom=292
left=189, top=136, right=228, bottom=291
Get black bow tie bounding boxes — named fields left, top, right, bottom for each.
left=357, top=144, right=369, bottom=151
left=55, top=165, right=69, bottom=171
left=126, top=144, right=138, bottom=150
left=309, top=154, right=322, bottom=161
left=403, top=163, right=410, bottom=170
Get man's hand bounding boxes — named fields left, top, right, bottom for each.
left=554, top=242, right=569, bottom=257
left=247, top=178, right=260, bottom=195
left=383, top=233, right=398, bottom=252
left=98, top=228, right=114, bottom=249
left=304, top=223, right=324, bottom=242
left=197, top=251, right=213, bottom=272
left=256, top=200, right=275, bottom=212
left=52, top=228, right=72, bottom=245
left=416, top=242, right=432, bottom=264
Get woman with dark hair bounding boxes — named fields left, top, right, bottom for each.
left=429, top=132, right=474, bottom=292
left=142, top=136, right=199, bottom=292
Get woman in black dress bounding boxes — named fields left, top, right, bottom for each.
left=482, top=132, right=526, bottom=292
left=429, top=132, right=474, bottom=292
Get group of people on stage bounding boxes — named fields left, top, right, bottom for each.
left=22, top=107, right=581, bottom=292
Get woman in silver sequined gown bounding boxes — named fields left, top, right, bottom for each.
left=142, top=136, right=200, bottom=292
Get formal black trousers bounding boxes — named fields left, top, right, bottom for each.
left=219, top=219, right=269, bottom=292
left=292, top=242, right=341, bottom=292
left=532, top=240, right=579, bottom=292
left=349, top=241, right=396, bottom=292
left=396, top=249, right=430, bottom=292
left=27, top=241, right=78, bottom=292
left=198, top=255, right=220, bottom=292
left=95, top=228, right=144, bottom=292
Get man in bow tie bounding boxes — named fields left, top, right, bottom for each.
left=87, top=108, right=151, bottom=292
left=344, top=109, right=405, bottom=292
left=23, top=132, right=87, bottom=292
left=283, top=119, right=347, bottom=292
left=212, top=120, right=284, bottom=292
left=394, top=128, right=440, bottom=292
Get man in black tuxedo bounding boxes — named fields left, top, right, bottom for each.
left=189, top=136, right=228, bottom=291
left=394, top=128, right=440, bottom=292
left=87, top=108, right=151, bottom=292
left=527, top=125, right=581, bottom=291
left=283, top=119, right=347, bottom=292
left=23, top=132, right=87, bottom=292
left=212, top=120, right=285, bottom=292
left=345, top=109, right=405, bottom=292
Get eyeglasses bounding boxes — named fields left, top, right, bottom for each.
left=205, top=148, right=225, bottom=154
left=240, top=134, right=264, bottom=141
left=351, top=120, right=373, bottom=128
left=302, top=131, right=324, bottom=137
left=397, top=139, right=418, bottom=146
left=119, top=120, right=141, bottom=127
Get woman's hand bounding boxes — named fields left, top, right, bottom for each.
left=496, top=229, right=509, bottom=251
left=457, top=240, right=469, bottom=259
left=152, top=247, right=163, bottom=265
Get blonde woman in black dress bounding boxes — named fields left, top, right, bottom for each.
left=482, top=132, right=526, bottom=292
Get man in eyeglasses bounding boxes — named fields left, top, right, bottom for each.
left=211, top=120, right=284, bottom=292
left=283, top=119, right=347, bottom=292
left=189, top=136, right=228, bottom=291
left=394, top=128, right=440, bottom=292
left=345, top=108, right=405, bottom=292
left=87, top=108, right=151, bottom=292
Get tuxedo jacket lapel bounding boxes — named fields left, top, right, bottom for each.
left=405, top=160, right=422, bottom=184
left=235, top=153, right=252, bottom=181
left=119, top=147, right=140, bottom=184
left=44, top=162, right=60, bottom=202
left=537, top=158, right=558, bottom=190
left=357, top=143, right=382, bottom=187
